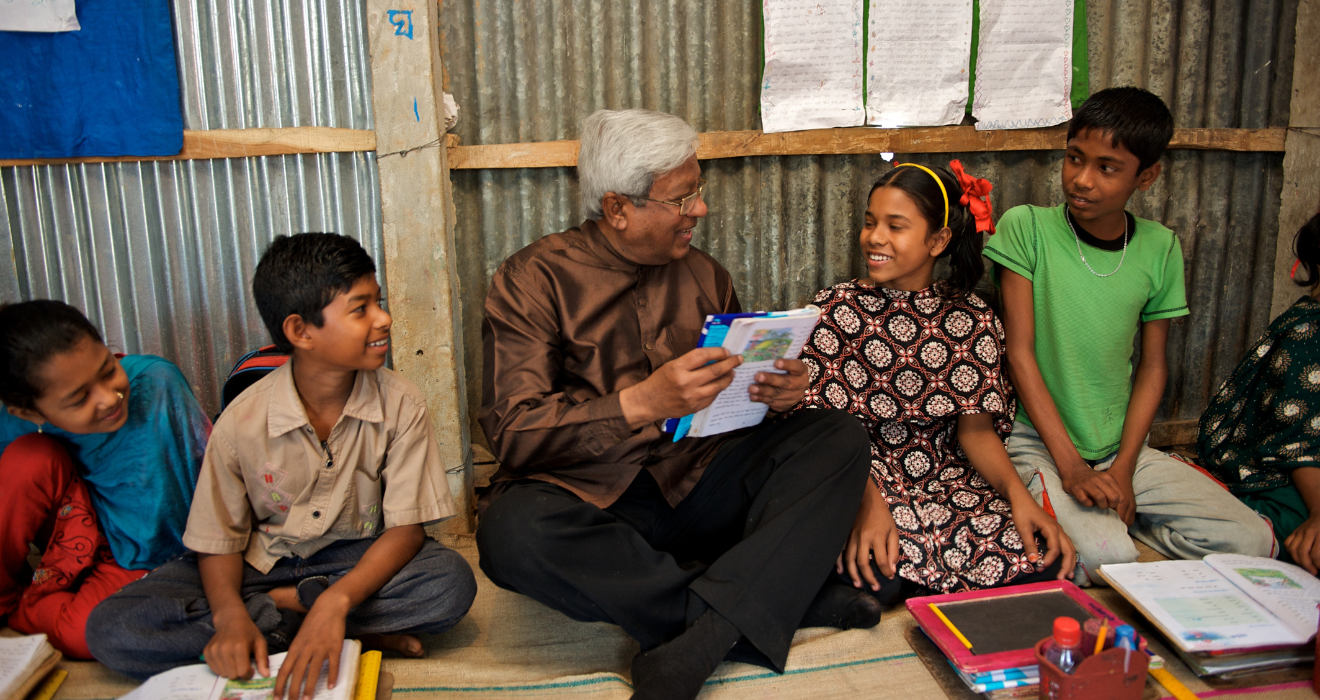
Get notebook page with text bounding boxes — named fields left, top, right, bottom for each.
left=1101, top=560, right=1310, bottom=652
left=865, top=0, right=973, bottom=126
left=971, top=0, right=1073, bottom=130
left=761, top=0, right=865, bottom=133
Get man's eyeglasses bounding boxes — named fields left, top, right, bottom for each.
left=637, top=180, right=707, bottom=217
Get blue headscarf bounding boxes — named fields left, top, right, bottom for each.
left=0, top=355, right=210, bottom=570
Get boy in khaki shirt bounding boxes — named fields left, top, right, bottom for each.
left=87, top=234, right=477, bottom=696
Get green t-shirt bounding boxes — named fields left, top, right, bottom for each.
left=983, top=204, right=1189, bottom=459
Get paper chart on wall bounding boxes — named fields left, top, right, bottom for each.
left=760, top=0, right=865, bottom=133
left=971, top=0, right=1073, bottom=130
left=865, top=0, right=973, bottom=127
left=0, top=0, right=80, bottom=32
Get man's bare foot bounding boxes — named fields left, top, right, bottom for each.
left=359, top=633, right=425, bottom=658
left=268, top=585, right=307, bottom=613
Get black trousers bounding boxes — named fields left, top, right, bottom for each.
left=476, top=408, right=871, bottom=672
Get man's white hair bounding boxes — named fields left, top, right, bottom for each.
left=578, top=109, right=699, bottom=220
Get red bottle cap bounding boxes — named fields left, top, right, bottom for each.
left=1053, top=616, right=1082, bottom=646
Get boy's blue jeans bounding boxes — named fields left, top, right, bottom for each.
left=85, top=537, right=477, bottom=680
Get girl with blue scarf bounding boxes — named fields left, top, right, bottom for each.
left=0, top=300, right=209, bottom=658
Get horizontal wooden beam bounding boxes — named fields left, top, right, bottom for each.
left=1, top=125, right=1287, bottom=170
left=447, top=126, right=1288, bottom=170
left=0, top=127, right=377, bottom=168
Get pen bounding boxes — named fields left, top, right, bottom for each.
left=1115, top=625, right=1137, bottom=674
left=1093, top=621, right=1108, bottom=656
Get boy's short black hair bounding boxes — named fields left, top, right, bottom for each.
left=0, top=300, right=103, bottom=409
left=252, top=233, right=377, bottom=352
left=1067, top=87, right=1174, bottom=172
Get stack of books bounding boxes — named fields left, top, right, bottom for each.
left=1101, top=554, right=1320, bottom=677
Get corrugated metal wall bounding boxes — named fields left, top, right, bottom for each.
left=443, top=0, right=1295, bottom=442
left=0, top=0, right=381, bottom=414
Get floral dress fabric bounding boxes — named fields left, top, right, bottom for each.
left=795, top=281, right=1041, bottom=592
left=1199, top=295, right=1320, bottom=493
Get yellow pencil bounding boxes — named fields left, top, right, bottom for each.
left=30, top=669, right=67, bottom=700
left=928, top=603, right=973, bottom=650
left=1149, top=667, right=1200, bottom=700
left=1094, top=622, right=1108, bottom=655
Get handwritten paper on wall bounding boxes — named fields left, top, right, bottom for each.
left=865, top=0, right=973, bottom=127
left=761, top=0, right=865, bottom=133
left=971, top=0, right=1074, bottom=130
left=0, top=0, right=79, bottom=32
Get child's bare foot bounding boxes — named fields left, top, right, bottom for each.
left=359, top=633, right=425, bottom=658
left=268, top=585, right=307, bottom=613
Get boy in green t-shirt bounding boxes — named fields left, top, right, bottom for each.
left=984, top=88, right=1275, bottom=586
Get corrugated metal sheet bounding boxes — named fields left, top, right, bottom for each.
left=443, top=0, right=1296, bottom=440
left=0, top=0, right=381, bottom=414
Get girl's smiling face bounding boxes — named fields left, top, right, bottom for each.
left=8, top=336, right=132, bottom=434
left=860, top=185, right=952, bottom=291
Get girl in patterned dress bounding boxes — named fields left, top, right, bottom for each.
left=1198, top=213, right=1320, bottom=572
left=794, top=162, right=1075, bottom=602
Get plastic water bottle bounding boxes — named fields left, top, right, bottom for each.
left=1042, top=616, right=1082, bottom=674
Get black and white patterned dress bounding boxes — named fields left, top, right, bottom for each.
left=796, top=281, right=1042, bottom=592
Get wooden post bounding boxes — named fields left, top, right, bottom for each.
left=365, top=0, right=473, bottom=531
left=1271, top=0, right=1320, bottom=319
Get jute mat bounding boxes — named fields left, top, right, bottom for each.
left=11, top=538, right=1318, bottom=699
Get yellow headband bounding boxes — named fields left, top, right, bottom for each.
left=894, top=163, right=949, bottom=229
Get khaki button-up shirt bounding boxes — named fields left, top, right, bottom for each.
left=184, top=362, right=455, bottom=573
left=480, top=220, right=741, bottom=509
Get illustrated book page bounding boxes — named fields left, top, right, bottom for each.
left=1100, top=560, right=1311, bottom=653
left=685, top=307, right=822, bottom=438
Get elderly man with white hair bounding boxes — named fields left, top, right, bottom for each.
left=476, top=109, right=876, bottom=700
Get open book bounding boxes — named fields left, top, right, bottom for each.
left=666, top=307, right=821, bottom=440
left=0, top=634, right=60, bottom=700
left=119, top=640, right=361, bottom=700
left=1100, top=554, right=1320, bottom=654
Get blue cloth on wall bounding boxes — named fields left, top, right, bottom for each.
left=0, top=0, right=183, bottom=159
left=0, top=356, right=211, bottom=570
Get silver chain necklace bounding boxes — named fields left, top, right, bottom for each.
left=1067, top=211, right=1128, bottom=278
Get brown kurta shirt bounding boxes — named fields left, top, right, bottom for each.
left=480, top=220, right=740, bottom=509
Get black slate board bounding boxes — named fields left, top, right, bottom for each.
left=935, top=590, right=1094, bottom=655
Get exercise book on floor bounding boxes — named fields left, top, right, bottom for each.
left=0, top=634, right=60, bottom=700
left=118, top=639, right=361, bottom=700
left=1100, top=554, right=1320, bottom=654
left=665, top=306, right=821, bottom=440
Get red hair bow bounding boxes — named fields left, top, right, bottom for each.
left=950, top=159, right=996, bottom=234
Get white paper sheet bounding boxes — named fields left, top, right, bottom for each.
left=0, top=634, right=49, bottom=698
left=119, top=643, right=360, bottom=700
left=971, top=0, right=1072, bottom=130
left=0, top=0, right=80, bottom=32
left=865, top=0, right=973, bottom=126
left=760, top=0, right=865, bottom=133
